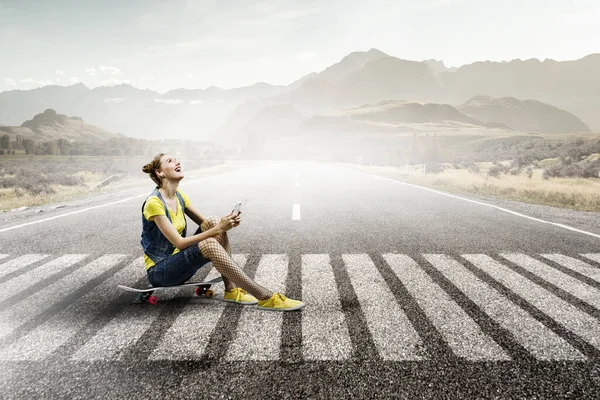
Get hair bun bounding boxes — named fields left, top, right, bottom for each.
left=142, top=163, right=153, bottom=173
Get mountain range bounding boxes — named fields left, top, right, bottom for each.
left=0, top=48, right=597, bottom=145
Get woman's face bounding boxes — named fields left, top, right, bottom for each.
left=158, top=154, right=184, bottom=181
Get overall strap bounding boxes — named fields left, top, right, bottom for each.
left=141, top=188, right=174, bottom=222
left=175, top=190, right=187, bottom=236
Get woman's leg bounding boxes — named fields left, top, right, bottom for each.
left=199, top=216, right=236, bottom=291
left=197, top=237, right=273, bottom=301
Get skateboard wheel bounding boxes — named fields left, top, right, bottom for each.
left=205, top=289, right=214, bottom=298
left=195, top=287, right=203, bottom=296
left=148, top=295, right=159, bottom=305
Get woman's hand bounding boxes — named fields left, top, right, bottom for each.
left=218, top=212, right=237, bottom=232
left=232, top=211, right=242, bottom=227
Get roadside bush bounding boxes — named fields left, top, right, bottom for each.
left=525, top=167, right=533, bottom=178
left=21, top=182, right=54, bottom=195
left=0, top=176, right=17, bottom=188
left=425, top=162, right=445, bottom=174
left=543, top=159, right=600, bottom=179
left=487, top=165, right=503, bottom=178
left=460, top=160, right=480, bottom=173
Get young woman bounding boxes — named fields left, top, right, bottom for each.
left=141, top=153, right=304, bottom=311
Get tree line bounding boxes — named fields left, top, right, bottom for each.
left=0, top=134, right=218, bottom=158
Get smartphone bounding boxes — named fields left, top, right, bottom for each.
left=232, top=201, right=242, bottom=216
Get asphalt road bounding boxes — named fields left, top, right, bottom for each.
left=1, top=161, right=600, bottom=399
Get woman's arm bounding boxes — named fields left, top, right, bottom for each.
left=154, top=214, right=224, bottom=250
left=184, top=203, right=206, bottom=226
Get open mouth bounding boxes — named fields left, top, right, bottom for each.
left=175, top=167, right=182, bottom=172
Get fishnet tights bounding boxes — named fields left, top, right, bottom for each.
left=197, top=216, right=273, bottom=300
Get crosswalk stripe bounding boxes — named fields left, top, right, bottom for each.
left=301, top=254, right=351, bottom=361
left=71, top=288, right=162, bottom=360
left=465, top=253, right=600, bottom=353
left=581, top=253, right=600, bottom=265
left=344, top=254, right=424, bottom=360
left=149, top=255, right=246, bottom=361
left=225, top=254, right=288, bottom=361
left=541, top=254, right=600, bottom=284
left=501, top=253, right=600, bottom=310
left=0, top=254, right=50, bottom=278
left=427, top=254, right=585, bottom=360
left=0, top=254, right=89, bottom=303
left=0, top=255, right=8, bottom=261
left=0, top=254, right=127, bottom=342
left=0, top=258, right=144, bottom=361
left=384, top=254, right=509, bottom=361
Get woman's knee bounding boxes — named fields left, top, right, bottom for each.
left=197, top=237, right=220, bottom=256
left=200, top=215, right=220, bottom=231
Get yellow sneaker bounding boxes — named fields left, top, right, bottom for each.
left=223, top=288, right=258, bottom=305
left=257, top=293, right=305, bottom=311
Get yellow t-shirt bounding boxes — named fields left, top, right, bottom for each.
left=143, top=189, right=191, bottom=269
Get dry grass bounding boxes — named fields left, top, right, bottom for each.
left=338, top=162, right=600, bottom=211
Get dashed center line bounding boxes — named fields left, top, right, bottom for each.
left=292, top=204, right=301, bottom=220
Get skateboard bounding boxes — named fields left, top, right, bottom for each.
left=118, top=276, right=223, bottom=305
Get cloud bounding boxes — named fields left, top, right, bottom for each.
left=154, top=98, right=183, bottom=104
left=69, top=77, right=80, bottom=84
left=5, top=78, right=16, bottom=86
left=189, top=99, right=204, bottom=105
left=187, top=73, right=195, bottom=79
left=271, top=7, right=321, bottom=21
left=104, top=98, right=126, bottom=103
left=20, top=78, right=55, bottom=86
left=295, top=52, right=317, bottom=61
left=100, top=78, right=131, bottom=86
left=55, top=69, right=64, bottom=76
left=99, top=65, right=122, bottom=75
left=86, top=68, right=97, bottom=76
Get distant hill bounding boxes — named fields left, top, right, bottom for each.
left=0, top=109, right=117, bottom=142
left=301, top=100, right=505, bottom=134
left=458, top=96, right=590, bottom=133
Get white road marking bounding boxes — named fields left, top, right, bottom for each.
left=0, top=254, right=50, bottom=278
left=465, top=253, right=600, bottom=352
left=541, top=254, right=600, bottom=284
left=344, top=254, right=425, bottom=360
left=226, top=254, right=288, bottom=360
left=292, top=204, right=301, bottom=220
left=501, top=253, right=600, bottom=310
left=302, top=254, right=351, bottom=360
left=582, top=253, right=600, bottom=265
left=0, top=255, right=8, bottom=261
left=338, top=165, right=600, bottom=240
left=150, top=255, right=247, bottom=360
left=0, top=257, right=144, bottom=361
left=0, top=254, right=127, bottom=342
left=0, top=254, right=88, bottom=302
left=427, top=254, right=585, bottom=360
left=383, top=254, right=509, bottom=361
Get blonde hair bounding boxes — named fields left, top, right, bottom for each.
left=142, top=153, right=165, bottom=188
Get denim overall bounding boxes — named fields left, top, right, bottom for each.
left=141, top=188, right=209, bottom=287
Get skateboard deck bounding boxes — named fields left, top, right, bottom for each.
left=118, top=276, right=223, bottom=304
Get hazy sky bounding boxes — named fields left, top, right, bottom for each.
left=1, top=0, right=598, bottom=93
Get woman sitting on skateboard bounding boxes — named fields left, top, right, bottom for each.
left=141, top=153, right=304, bottom=311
